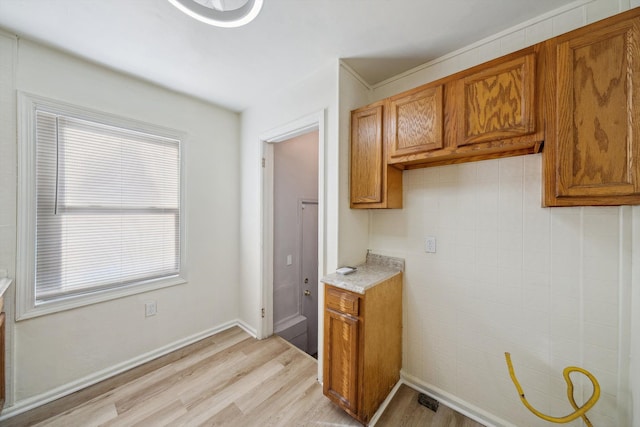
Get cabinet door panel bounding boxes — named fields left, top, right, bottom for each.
left=323, top=309, right=359, bottom=413
left=556, top=20, right=640, bottom=198
left=388, top=85, right=443, bottom=157
left=458, top=54, right=536, bottom=145
left=351, top=105, right=383, bottom=204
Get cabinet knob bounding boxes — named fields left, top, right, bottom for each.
left=304, top=290, right=311, bottom=296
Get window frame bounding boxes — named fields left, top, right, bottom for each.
left=16, top=92, right=187, bottom=320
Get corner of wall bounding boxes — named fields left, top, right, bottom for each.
left=337, top=63, right=373, bottom=267
left=630, top=206, right=640, bottom=426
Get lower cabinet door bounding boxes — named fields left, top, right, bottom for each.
left=323, top=308, right=359, bottom=414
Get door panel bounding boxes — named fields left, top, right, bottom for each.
left=300, top=201, right=318, bottom=356
left=323, top=308, right=359, bottom=412
left=556, top=21, right=640, bottom=197
left=351, top=105, right=383, bottom=204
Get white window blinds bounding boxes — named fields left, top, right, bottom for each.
left=35, top=109, right=181, bottom=303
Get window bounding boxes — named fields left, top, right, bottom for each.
left=17, top=93, right=185, bottom=319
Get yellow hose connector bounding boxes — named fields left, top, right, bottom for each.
left=504, top=352, right=600, bottom=426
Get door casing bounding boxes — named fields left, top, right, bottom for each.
left=259, top=110, right=326, bottom=381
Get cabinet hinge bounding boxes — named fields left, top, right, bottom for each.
left=261, top=158, right=265, bottom=168
left=261, top=308, right=265, bottom=318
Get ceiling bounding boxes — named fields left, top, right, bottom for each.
left=0, top=0, right=579, bottom=111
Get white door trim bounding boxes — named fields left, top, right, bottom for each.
left=259, top=110, right=326, bottom=379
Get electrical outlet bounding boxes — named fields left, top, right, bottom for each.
left=145, top=301, right=157, bottom=317
left=425, top=236, right=436, bottom=253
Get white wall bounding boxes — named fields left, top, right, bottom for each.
left=240, top=62, right=338, bottom=337
left=273, top=131, right=318, bottom=325
left=0, top=37, right=241, bottom=412
left=632, top=206, right=640, bottom=426
left=371, top=158, right=631, bottom=426
left=337, top=64, right=374, bottom=267
left=359, top=0, right=636, bottom=425
left=239, top=58, right=377, bottom=383
left=0, top=30, right=18, bottom=416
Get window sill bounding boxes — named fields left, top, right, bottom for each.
left=16, top=276, right=186, bottom=321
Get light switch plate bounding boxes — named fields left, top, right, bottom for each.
left=145, top=301, right=157, bottom=317
left=425, top=236, right=436, bottom=253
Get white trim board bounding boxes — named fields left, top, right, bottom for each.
left=0, top=320, right=257, bottom=421
left=368, top=379, right=403, bottom=426
left=352, top=373, right=512, bottom=426
left=400, top=371, right=514, bottom=427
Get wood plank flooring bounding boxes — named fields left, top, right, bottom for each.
left=5, top=327, right=484, bottom=426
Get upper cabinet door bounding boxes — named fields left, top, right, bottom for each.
left=388, top=85, right=443, bottom=158
left=544, top=10, right=640, bottom=206
left=457, top=53, right=536, bottom=146
left=351, top=103, right=384, bottom=205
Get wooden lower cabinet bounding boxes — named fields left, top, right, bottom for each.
left=322, top=275, right=402, bottom=425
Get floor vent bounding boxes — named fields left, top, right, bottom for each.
left=418, top=393, right=439, bottom=412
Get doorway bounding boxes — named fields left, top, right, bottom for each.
left=271, top=131, right=318, bottom=356
left=260, top=110, right=326, bottom=379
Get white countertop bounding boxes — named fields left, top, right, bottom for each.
left=321, top=253, right=404, bottom=294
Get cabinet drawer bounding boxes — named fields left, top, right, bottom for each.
left=326, top=287, right=359, bottom=316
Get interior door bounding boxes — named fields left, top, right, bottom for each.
left=300, top=200, right=318, bottom=356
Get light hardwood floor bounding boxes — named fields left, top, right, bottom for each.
left=5, top=327, right=483, bottom=426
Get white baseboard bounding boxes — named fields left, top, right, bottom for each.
left=400, top=371, right=515, bottom=427
left=235, top=318, right=258, bottom=338
left=0, top=320, right=250, bottom=421
left=369, top=379, right=402, bottom=426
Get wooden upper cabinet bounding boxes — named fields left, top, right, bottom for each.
left=351, top=103, right=383, bottom=205
left=388, top=84, right=443, bottom=158
left=457, top=53, right=536, bottom=145
left=386, top=47, right=543, bottom=169
left=544, top=8, right=640, bottom=206
left=350, top=101, right=402, bottom=209
left=350, top=8, right=640, bottom=208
